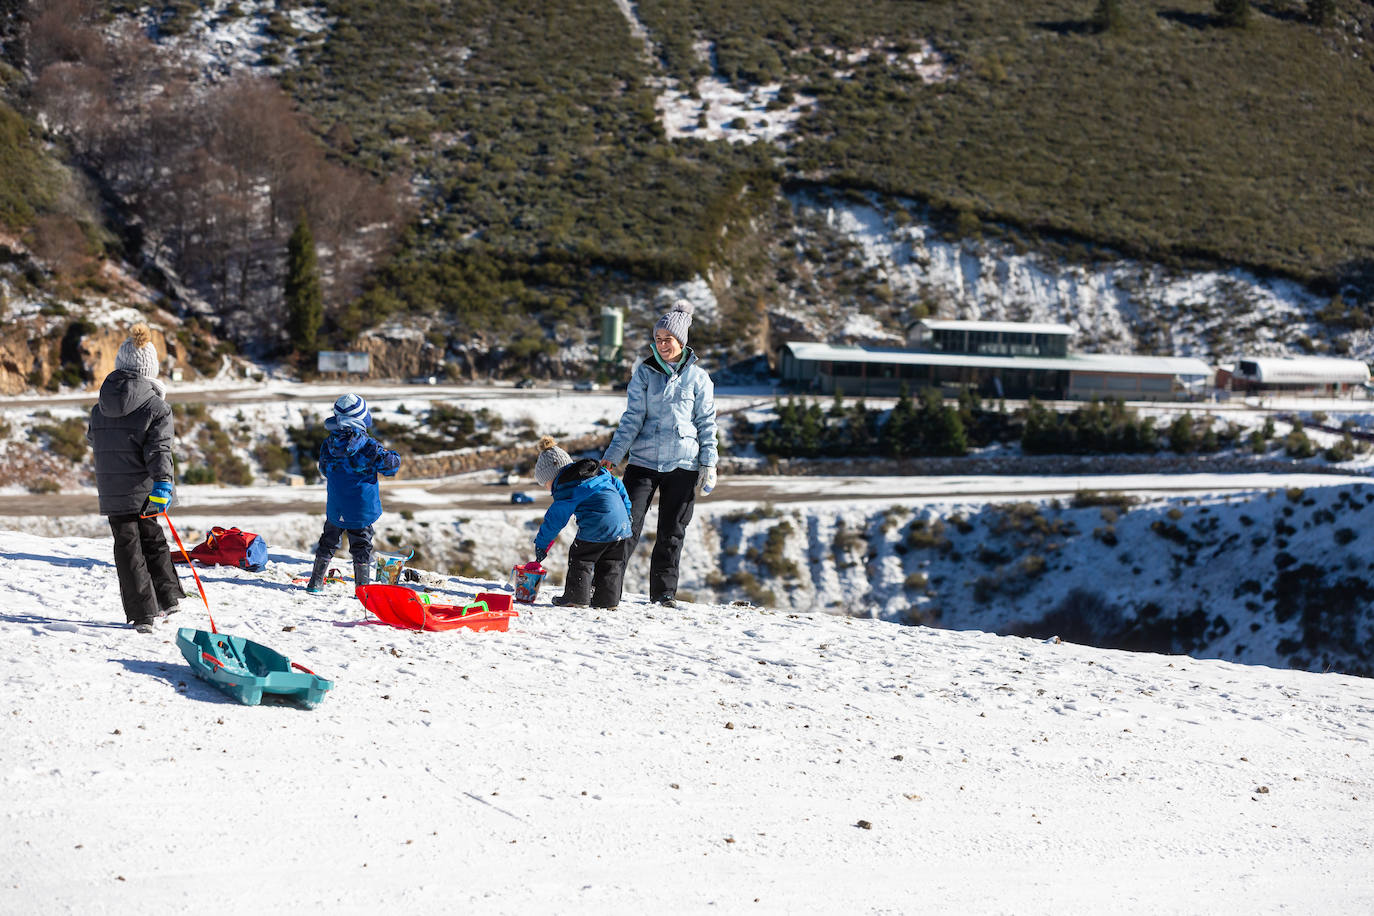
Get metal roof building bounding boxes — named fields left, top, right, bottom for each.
left=780, top=336, right=1213, bottom=401
left=909, top=319, right=1075, bottom=358
left=1225, top=357, right=1370, bottom=395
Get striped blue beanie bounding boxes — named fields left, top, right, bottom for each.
left=330, top=393, right=371, bottom=430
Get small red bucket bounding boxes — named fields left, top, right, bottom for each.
left=510, top=562, right=547, bottom=604
left=476, top=591, right=514, bottom=612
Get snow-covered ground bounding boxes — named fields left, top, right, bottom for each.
left=141, top=0, right=333, bottom=80
left=5, top=387, right=1374, bottom=673
left=1, top=527, right=1371, bottom=914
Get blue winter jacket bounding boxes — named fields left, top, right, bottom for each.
left=318, top=427, right=401, bottom=528
left=534, top=459, right=633, bottom=556
left=602, top=346, right=718, bottom=473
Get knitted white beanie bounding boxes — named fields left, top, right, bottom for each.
left=115, top=324, right=159, bottom=379
left=533, top=434, right=573, bottom=487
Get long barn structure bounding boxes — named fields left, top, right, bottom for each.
left=1224, top=357, right=1370, bottom=396
left=780, top=319, right=1213, bottom=401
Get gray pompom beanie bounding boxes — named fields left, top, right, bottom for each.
left=115, top=324, right=159, bottom=379
left=654, top=299, right=694, bottom=348
left=533, top=434, right=573, bottom=487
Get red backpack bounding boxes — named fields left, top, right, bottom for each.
left=175, top=526, right=269, bottom=571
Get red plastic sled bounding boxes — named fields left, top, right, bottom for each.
left=356, top=584, right=518, bottom=633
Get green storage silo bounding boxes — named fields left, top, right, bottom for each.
left=599, top=306, right=623, bottom=365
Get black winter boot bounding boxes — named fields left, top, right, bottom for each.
left=305, top=556, right=331, bottom=593
left=354, top=560, right=371, bottom=588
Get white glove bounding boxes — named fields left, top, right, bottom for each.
left=697, top=465, right=717, bottom=495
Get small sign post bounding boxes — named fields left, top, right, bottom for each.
left=317, top=351, right=371, bottom=374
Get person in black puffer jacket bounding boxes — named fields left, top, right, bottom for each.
left=86, top=324, right=185, bottom=633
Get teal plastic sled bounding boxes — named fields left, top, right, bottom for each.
left=176, top=627, right=333, bottom=708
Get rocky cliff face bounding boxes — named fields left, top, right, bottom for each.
left=0, top=311, right=196, bottom=395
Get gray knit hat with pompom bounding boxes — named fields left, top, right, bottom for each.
left=533, top=435, right=574, bottom=487
left=654, top=299, right=694, bottom=348
left=115, top=323, right=159, bottom=379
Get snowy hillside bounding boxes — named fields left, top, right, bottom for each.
left=788, top=190, right=1368, bottom=362
left=1, top=528, right=1371, bottom=914
left=709, top=476, right=1374, bottom=676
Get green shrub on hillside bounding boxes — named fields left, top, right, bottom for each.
left=271, top=0, right=1374, bottom=339
left=1022, top=398, right=1158, bottom=455
left=30, top=417, right=88, bottom=464
left=17, top=0, right=1374, bottom=355
left=0, top=102, right=59, bottom=228
left=755, top=388, right=976, bottom=459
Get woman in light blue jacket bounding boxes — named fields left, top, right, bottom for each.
left=601, top=300, right=718, bottom=606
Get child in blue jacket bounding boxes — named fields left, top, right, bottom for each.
left=531, top=435, right=633, bottom=609
left=306, top=394, right=401, bottom=592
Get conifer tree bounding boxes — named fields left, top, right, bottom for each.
left=1092, top=0, right=1124, bottom=33
left=285, top=211, right=323, bottom=356
left=1307, top=0, right=1335, bottom=27
left=914, top=388, right=968, bottom=457
left=882, top=385, right=916, bottom=457
left=1021, top=398, right=1059, bottom=454
left=1168, top=412, right=1197, bottom=454
left=1215, top=0, right=1250, bottom=28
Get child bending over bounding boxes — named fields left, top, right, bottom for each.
left=531, top=435, right=633, bottom=609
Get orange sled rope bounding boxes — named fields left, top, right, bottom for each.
left=145, top=511, right=320, bottom=674
left=143, top=509, right=216, bottom=634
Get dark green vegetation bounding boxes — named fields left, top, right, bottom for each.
left=679, top=0, right=1374, bottom=290
left=272, top=0, right=1374, bottom=341
left=0, top=99, right=57, bottom=227
left=28, top=412, right=87, bottom=463
left=749, top=393, right=1343, bottom=460
left=755, top=388, right=995, bottom=458
left=7, top=1, right=1374, bottom=359
left=284, top=213, right=324, bottom=357
left=170, top=404, right=254, bottom=486
left=282, top=0, right=775, bottom=341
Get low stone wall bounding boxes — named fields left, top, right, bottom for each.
left=396, top=431, right=616, bottom=479
left=719, top=452, right=1371, bottom=479
left=395, top=434, right=1372, bottom=482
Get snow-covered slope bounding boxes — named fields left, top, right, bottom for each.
left=6, top=385, right=1374, bottom=675
left=0, top=528, right=1371, bottom=914
left=706, top=477, right=1374, bottom=676
left=790, top=192, right=1365, bottom=361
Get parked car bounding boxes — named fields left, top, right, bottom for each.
left=514, top=377, right=536, bottom=389
left=573, top=379, right=600, bottom=391
left=510, top=491, right=534, bottom=504
left=407, top=375, right=438, bottom=385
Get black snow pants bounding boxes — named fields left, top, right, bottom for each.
left=561, top=537, right=633, bottom=608
left=622, top=464, right=699, bottom=602
left=108, top=513, right=186, bottom=624
left=313, top=520, right=375, bottom=568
